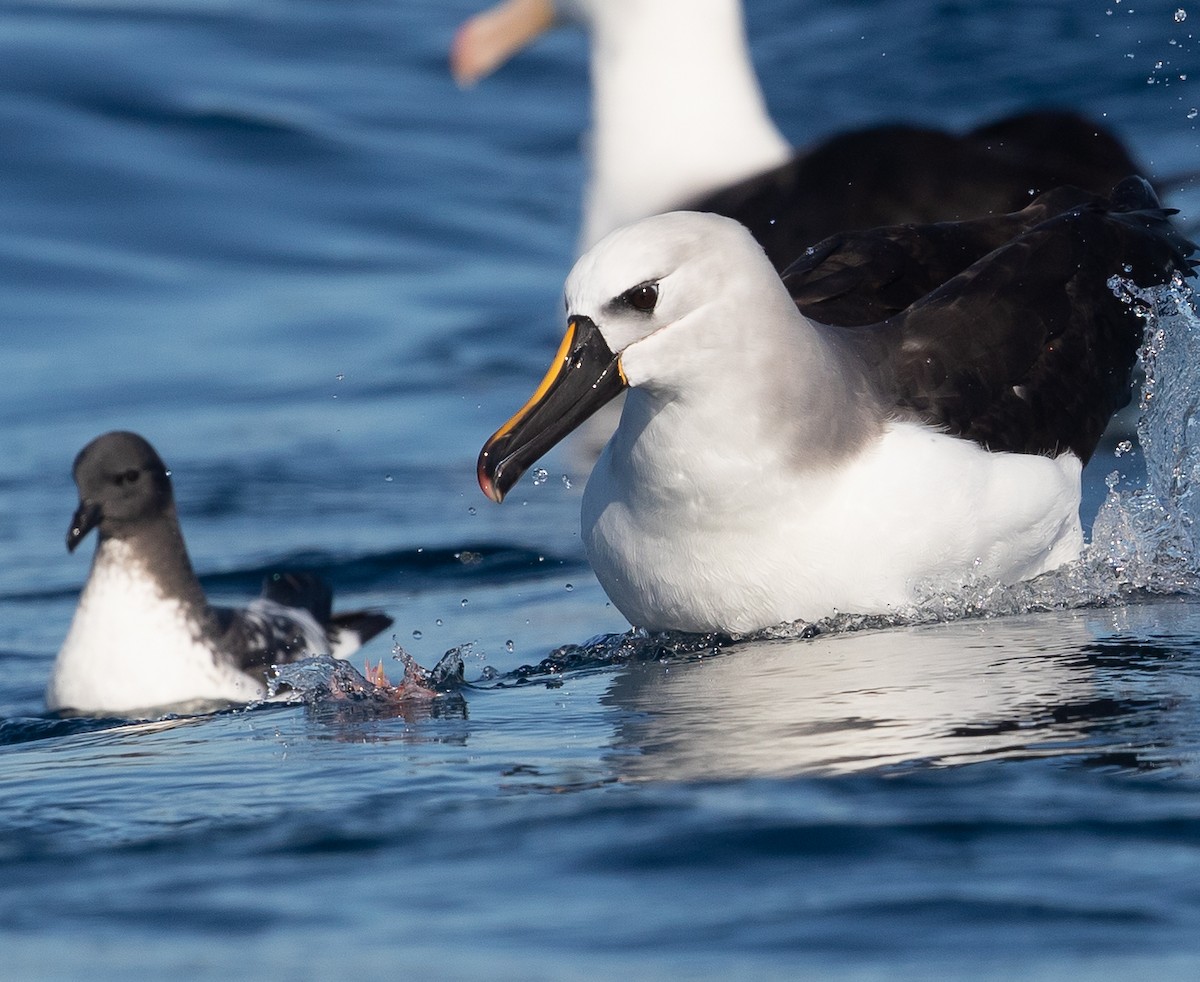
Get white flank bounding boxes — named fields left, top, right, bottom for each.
left=584, top=418, right=1084, bottom=634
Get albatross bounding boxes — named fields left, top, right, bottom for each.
left=453, top=0, right=1144, bottom=262
left=47, top=432, right=393, bottom=716
left=476, top=177, right=1195, bottom=634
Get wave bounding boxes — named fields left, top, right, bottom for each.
left=0, top=542, right=588, bottom=603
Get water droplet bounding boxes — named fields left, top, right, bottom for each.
left=435, top=618, right=443, bottom=627
left=1189, top=108, right=1199, bottom=119
left=460, top=598, right=469, bottom=607
left=505, top=640, right=514, bottom=652
left=1176, top=7, right=1187, bottom=21
left=412, top=630, right=423, bottom=640
left=335, top=373, right=345, bottom=381
left=468, top=505, right=477, bottom=516
left=384, top=474, right=393, bottom=482
left=561, top=474, right=572, bottom=490
left=565, top=583, right=574, bottom=592
left=1116, top=439, right=1134, bottom=457
left=532, top=468, right=549, bottom=486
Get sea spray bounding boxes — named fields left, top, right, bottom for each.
left=267, top=644, right=466, bottom=710
left=1091, top=273, right=1200, bottom=596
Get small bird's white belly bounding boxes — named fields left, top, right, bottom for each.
left=583, top=421, right=1084, bottom=634
left=47, top=544, right=262, bottom=715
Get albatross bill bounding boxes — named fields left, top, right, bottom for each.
left=478, top=180, right=1196, bottom=634
left=478, top=315, right=625, bottom=503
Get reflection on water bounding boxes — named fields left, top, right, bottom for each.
left=602, top=601, right=1200, bottom=779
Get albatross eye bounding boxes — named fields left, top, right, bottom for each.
left=621, top=282, right=659, bottom=313
left=114, top=468, right=140, bottom=487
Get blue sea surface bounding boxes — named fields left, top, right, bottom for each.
left=3, top=0, right=1200, bottom=978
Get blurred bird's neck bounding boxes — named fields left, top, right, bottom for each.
left=581, top=0, right=790, bottom=248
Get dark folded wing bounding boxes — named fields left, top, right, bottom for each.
left=211, top=600, right=332, bottom=678
left=782, top=186, right=1102, bottom=326
left=328, top=611, right=394, bottom=654
left=835, top=177, right=1194, bottom=464
left=207, top=571, right=394, bottom=678
left=261, top=571, right=333, bottom=624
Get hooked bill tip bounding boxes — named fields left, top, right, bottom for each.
left=477, top=451, right=506, bottom=504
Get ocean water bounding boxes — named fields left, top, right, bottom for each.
left=3, top=0, right=1200, bottom=978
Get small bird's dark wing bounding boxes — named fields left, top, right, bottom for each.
left=835, top=176, right=1195, bottom=464
left=208, top=572, right=394, bottom=679
left=261, top=571, right=392, bottom=654
left=689, top=111, right=1142, bottom=270
left=261, top=571, right=333, bottom=624
left=782, top=186, right=1101, bottom=326
left=327, top=611, right=394, bottom=656
left=210, top=600, right=332, bottom=679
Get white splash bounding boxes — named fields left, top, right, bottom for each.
left=1090, top=274, right=1200, bottom=595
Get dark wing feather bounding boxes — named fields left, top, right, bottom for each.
left=261, top=571, right=393, bottom=651
left=689, top=111, right=1142, bottom=270
left=782, top=186, right=1102, bottom=326
left=261, top=571, right=333, bottom=624
left=837, top=176, right=1194, bottom=464
left=209, top=572, right=394, bottom=679
left=328, top=611, right=394, bottom=652
left=210, top=601, right=329, bottom=679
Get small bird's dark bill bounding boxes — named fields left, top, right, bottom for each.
left=478, top=315, right=626, bottom=503
left=67, top=501, right=102, bottom=553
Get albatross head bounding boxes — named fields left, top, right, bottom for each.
left=478, top=211, right=793, bottom=502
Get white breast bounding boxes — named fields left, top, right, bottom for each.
left=46, top=541, right=262, bottom=715
left=583, top=420, right=1084, bottom=634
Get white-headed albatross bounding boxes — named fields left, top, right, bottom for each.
left=47, top=432, right=393, bottom=716
left=453, top=0, right=1144, bottom=263
left=477, top=177, right=1195, bottom=634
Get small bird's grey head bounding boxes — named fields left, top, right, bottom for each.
left=68, top=431, right=174, bottom=552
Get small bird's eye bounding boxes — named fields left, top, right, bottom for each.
left=622, top=282, right=659, bottom=312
